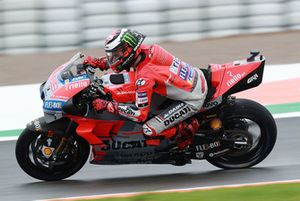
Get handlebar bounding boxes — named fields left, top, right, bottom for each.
left=81, top=64, right=110, bottom=100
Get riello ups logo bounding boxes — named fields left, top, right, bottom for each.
left=226, top=71, right=246, bottom=87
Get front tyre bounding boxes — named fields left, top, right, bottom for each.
left=206, top=98, right=277, bottom=169
left=15, top=128, right=90, bottom=181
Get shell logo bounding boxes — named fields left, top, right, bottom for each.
left=42, top=147, right=54, bottom=158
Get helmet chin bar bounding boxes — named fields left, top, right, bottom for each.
left=105, top=29, right=146, bottom=73
left=121, top=52, right=135, bottom=67
left=111, top=54, right=134, bottom=73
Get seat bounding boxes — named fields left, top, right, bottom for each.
left=201, top=66, right=216, bottom=104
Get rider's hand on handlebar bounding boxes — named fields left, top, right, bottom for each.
left=88, top=82, right=98, bottom=98
left=92, top=99, right=118, bottom=114
left=83, top=56, right=109, bottom=71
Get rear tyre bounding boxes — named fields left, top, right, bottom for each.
left=206, top=98, right=277, bottom=169
left=15, top=128, right=90, bottom=181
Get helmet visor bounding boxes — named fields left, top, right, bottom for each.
left=106, top=47, right=124, bottom=66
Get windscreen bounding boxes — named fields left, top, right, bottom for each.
left=42, top=53, right=90, bottom=122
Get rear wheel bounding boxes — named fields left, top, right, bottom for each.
left=206, top=98, right=277, bottom=169
left=15, top=128, right=90, bottom=181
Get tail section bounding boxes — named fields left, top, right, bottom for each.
left=201, top=51, right=265, bottom=111
left=210, top=51, right=265, bottom=99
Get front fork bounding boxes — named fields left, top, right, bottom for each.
left=50, top=120, right=78, bottom=159
left=27, top=117, right=78, bottom=159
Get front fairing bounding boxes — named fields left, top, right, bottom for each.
left=42, top=53, right=90, bottom=122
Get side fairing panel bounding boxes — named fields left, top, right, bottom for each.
left=100, top=121, right=157, bottom=164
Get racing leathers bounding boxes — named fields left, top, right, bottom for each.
left=90, top=44, right=208, bottom=144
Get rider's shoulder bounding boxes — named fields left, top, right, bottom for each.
left=148, top=44, right=162, bottom=53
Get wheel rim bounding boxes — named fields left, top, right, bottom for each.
left=28, top=134, right=82, bottom=174
left=213, top=116, right=267, bottom=167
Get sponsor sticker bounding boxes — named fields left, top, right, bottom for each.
left=247, top=73, right=259, bottom=84
left=137, top=97, right=148, bottom=104
left=179, top=64, right=189, bottom=80
left=42, top=146, right=55, bottom=158
left=70, top=75, right=88, bottom=82
left=118, top=105, right=141, bottom=117
left=195, top=141, right=221, bottom=151
left=188, top=67, right=194, bottom=84
left=43, top=100, right=64, bottom=111
left=136, top=78, right=146, bottom=86
left=137, top=92, right=147, bottom=98
left=163, top=105, right=191, bottom=126
left=169, top=57, right=180, bottom=74
left=136, top=92, right=149, bottom=108
left=226, top=71, right=246, bottom=87
left=163, top=102, right=185, bottom=119
left=116, top=91, right=135, bottom=95
left=65, top=80, right=89, bottom=91
left=209, top=148, right=230, bottom=157
left=51, top=94, right=70, bottom=100
left=101, top=140, right=148, bottom=150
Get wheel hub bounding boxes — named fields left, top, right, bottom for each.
left=225, top=130, right=254, bottom=156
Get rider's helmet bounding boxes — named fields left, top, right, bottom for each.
left=104, top=28, right=145, bottom=72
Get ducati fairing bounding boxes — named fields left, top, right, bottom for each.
left=15, top=51, right=277, bottom=181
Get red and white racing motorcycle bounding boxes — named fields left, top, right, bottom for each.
left=15, top=51, right=277, bottom=181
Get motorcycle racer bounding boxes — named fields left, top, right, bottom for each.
left=84, top=28, right=208, bottom=149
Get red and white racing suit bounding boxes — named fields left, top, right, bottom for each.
left=115, top=44, right=208, bottom=137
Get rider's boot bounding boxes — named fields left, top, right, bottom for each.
left=176, top=118, right=200, bottom=150
left=170, top=118, right=200, bottom=166
left=145, top=118, right=200, bottom=149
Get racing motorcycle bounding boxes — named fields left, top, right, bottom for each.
left=15, top=51, right=277, bottom=181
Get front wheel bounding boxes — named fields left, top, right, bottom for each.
left=206, top=98, right=277, bottom=169
left=15, top=128, right=90, bottom=181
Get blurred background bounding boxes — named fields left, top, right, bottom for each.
left=1, top=0, right=300, bottom=54
left=0, top=0, right=300, bottom=85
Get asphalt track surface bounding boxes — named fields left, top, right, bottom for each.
left=0, top=116, right=299, bottom=201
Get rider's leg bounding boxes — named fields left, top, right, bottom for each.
left=142, top=68, right=208, bottom=147
left=142, top=101, right=195, bottom=135
left=142, top=101, right=199, bottom=147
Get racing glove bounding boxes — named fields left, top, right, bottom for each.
left=92, top=99, right=118, bottom=114
left=84, top=56, right=109, bottom=71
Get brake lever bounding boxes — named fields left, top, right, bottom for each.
left=97, top=83, right=107, bottom=96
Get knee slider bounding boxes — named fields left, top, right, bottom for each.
left=142, top=124, right=156, bottom=136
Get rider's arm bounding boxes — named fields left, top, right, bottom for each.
left=84, top=56, right=109, bottom=71
left=116, top=78, right=155, bottom=122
